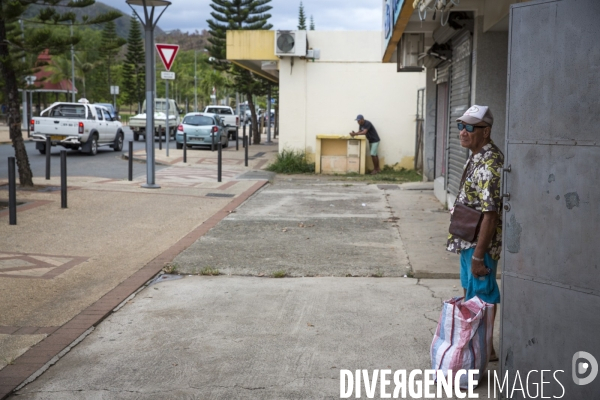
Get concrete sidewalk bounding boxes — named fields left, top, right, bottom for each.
left=0, top=143, right=278, bottom=398
left=5, top=177, right=499, bottom=399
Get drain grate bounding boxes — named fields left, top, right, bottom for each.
left=377, top=185, right=400, bottom=190
left=148, top=274, right=184, bottom=286
left=252, top=152, right=266, bottom=157
left=206, top=193, right=235, bottom=198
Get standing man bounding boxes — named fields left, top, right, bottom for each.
left=447, top=105, right=503, bottom=361
left=350, top=114, right=381, bottom=174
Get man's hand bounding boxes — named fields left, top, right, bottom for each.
left=350, top=131, right=355, bottom=137
left=471, top=258, right=489, bottom=278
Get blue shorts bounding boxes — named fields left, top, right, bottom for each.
left=370, top=141, right=379, bottom=156
left=460, top=247, right=500, bottom=304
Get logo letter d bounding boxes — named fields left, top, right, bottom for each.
left=572, top=351, right=598, bottom=385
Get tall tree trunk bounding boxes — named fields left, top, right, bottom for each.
left=0, top=17, right=34, bottom=186
left=247, top=93, right=260, bottom=145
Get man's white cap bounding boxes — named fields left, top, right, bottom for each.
left=456, top=105, right=493, bottom=126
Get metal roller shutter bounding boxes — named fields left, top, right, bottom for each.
left=446, top=31, right=472, bottom=196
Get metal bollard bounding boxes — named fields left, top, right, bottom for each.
left=183, top=133, right=187, bottom=163
left=8, top=157, right=16, bottom=225
left=158, top=127, right=162, bottom=150
left=244, top=136, right=248, bottom=167
left=217, top=141, right=222, bottom=182
left=128, top=141, right=133, bottom=181
left=243, top=125, right=246, bottom=148
left=60, top=150, right=67, bottom=209
left=45, top=136, right=51, bottom=180
left=236, top=127, right=239, bottom=151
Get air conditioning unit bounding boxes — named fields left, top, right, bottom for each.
left=397, top=33, right=425, bottom=72
left=275, top=30, right=307, bottom=57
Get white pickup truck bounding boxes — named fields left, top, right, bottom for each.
left=203, top=106, right=239, bottom=140
left=129, top=98, right=182, bottom=141
left=31, top=102, right=124, bottom=156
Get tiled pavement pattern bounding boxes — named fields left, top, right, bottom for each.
left=0, top=252, right=88, bottom=279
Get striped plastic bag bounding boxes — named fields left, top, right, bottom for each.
left=430, top=296, right=494, bottom=389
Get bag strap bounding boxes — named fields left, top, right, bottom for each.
left=453, top=159, right=472, bottom=209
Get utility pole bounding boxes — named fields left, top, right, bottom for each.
left=266, top=85, right=271, bottom=143
left=194, top=50, right=198, bottom=112
left=70, top=21, right=76, bottom=102
left=19, top=20, right=27, bottom=130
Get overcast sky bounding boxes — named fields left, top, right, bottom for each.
left=106, top=0, right=383, bottom=33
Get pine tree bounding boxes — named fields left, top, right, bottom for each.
left=298, top=2, right=307, bottom=30
left=100, top=20, right=126, bottom=99
left=0, top=0, right=121, bottom=186
left=310, top=15, right=315, bottom=30
left=207, top=0, right=273, bottom=144
left=122, top=15, right=145, bottom=112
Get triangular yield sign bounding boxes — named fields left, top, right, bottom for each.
left=156, top=43, right=180, bottom=71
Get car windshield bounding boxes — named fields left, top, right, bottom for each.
left=147, top=101, right=176, bottom=114
left=183, top=115, right=213, bottom=126
left=97, top=104, right=114, bottom=113
left=206, top=107, right=232, bottom=115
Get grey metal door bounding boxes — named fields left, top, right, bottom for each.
left=446, top=31, right=471, bottom=195
left=501, top=0, right=600, bottom=397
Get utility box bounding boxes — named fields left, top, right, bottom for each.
left=315, top=135, right=367, bottom=174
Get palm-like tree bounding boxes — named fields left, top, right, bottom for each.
left=45, top=53, right=98, bottom=100
left=74, top=53, right=97, bottom=99
left=44, top=55, right=76, bottom=99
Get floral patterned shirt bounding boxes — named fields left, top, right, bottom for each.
left=447, top=141, right=504, bottom=260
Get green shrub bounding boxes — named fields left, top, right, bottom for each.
left=267, top=149, right=315, bottom=174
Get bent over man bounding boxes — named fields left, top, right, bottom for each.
left=350, top=114, right=381, bottom=174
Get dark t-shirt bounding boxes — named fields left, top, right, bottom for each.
left=360, top=120, right=380, bottom=143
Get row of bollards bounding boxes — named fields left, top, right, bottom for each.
left=124, top=125, right=252, bottom=186
left=9, top=148, right=67, bottom=225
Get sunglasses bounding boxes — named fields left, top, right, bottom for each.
left=457, top=123, right=487, bottom=133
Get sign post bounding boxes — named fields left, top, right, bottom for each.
left=156, top=43, right=179, bottom=157
left=110, top=85, right=119, bottom=111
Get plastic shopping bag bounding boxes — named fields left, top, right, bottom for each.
left=430, top=296, right=494, bottom=389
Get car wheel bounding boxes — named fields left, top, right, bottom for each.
left=133, top=132, right=139, bottom=141
left=176, top=142, right=183, bottom=150
left=38, top=145, right=46, bottom=155
left=88, top=135, right=98, bottom=156
left=113, top=131, right=124, bottom=152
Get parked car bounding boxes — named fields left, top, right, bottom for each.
left=95, top=103, right=119, bottom=121
left=203, top=106, right=239, bottom=140
left=175, top=113, right=228, bottom=149
left=129, top=98, right=182, bottom=141
left=31, top=102, right=124, bottom=155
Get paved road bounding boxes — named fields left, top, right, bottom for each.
left=0, top=128, right=240, bottom=182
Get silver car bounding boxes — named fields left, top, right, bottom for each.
left=175, top=113, right=228, bottom=149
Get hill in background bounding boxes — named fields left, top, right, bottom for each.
left=24, top=1, right=209, bottom=51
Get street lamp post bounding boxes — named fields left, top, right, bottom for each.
left=127, top=0, right=171, bottom=189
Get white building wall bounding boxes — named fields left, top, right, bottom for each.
left=279, top=31, right=426, bottom=169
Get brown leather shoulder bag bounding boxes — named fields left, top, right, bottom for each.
left=448, top=160, right=484, bottom=242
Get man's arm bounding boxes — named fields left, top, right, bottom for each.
left=471, top=211, right=498, bottom=277
left=350, top=129, right=368, bottom=136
